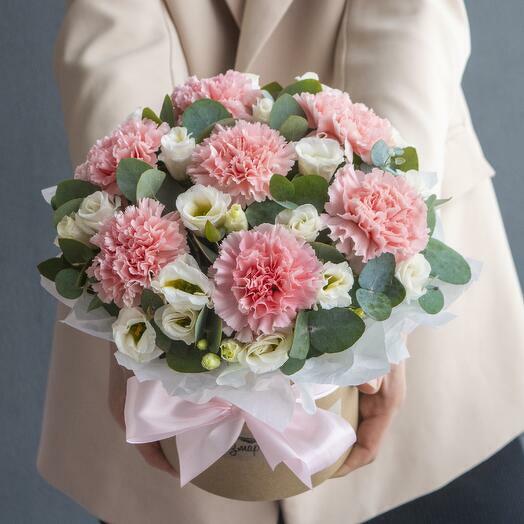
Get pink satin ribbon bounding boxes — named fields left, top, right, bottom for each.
left=125, top=378, right=356, bottom=488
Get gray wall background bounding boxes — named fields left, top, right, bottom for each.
left=0, top=1, right=522, bottom=522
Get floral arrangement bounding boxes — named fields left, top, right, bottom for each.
left=38, top=71, right=474, bottom=490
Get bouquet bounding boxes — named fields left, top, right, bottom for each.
left=38, top=70, right=474, bottom=500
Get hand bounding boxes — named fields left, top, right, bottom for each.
left=334, top=362, right=406, bottom=476
left=108, top=347, right=178, bottom=478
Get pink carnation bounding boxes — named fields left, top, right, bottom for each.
left=295, top=91, right=394, bottom=163
left=171, top=70, right=261, bottom=119
left=74, top=117, right=170, bottom=195
left=212, top=224, right=323, bottom=341
left=88, top=198, right=188, bottom=307
left=188, top=120, right=295, bottom=206
left=323, top=166, right=428, bottom=262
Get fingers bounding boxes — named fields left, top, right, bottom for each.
left=135, top=442, right=179, bottom=479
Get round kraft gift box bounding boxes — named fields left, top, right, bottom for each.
left=161, top=387, right=359, bottom=501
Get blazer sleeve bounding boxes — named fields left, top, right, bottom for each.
left=54, top=0, right=187, bottom=166
left=335, top=0, right=471, bottom=174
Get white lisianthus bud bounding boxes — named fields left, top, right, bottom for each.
left=402, top=170, right=439, bottom=199
left=275, top=204, right=323, bottom=242
left=76, top=191, right=121, bottom=236
left=201, top=352, right=221, bottom=370
left=151, top=253, right=212, bottom=309
left=158, top=127, right=196, bottom=181
left=56, top=214, right=92, bottom=245
left=176, top=184, right=231, bottom=235
left=220, top=339, right=244, bottom=362
left=395, top=253, right=432, bottom=303
left=252, top=97, right=274, bottom=123
left=317, top=261, right=354, bottom=310
left=112, top=307, right=161, bottom=363
left=295, top=137, right=344, bottom=181
left=237, top=332, right=291, bottom=374
left=154, top=304, right=198, bottom=345
left=295, top=72, right=320, bottom=81
left=224, top=204, right=249, bottom=232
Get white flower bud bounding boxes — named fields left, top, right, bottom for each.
left=154, top=304, right=198, bottom=345
left=252, top=97, right=274, bottom=123
left=295, top=72, right=320, bottom=81
left=317, top=261, right=354, bottom=310
left=76, top=191, right=120, bottom=236
left=243, top=73, right=260, bottom=89
left=224, top=204, right=249, bottom=232
left=275, top=204, right=324, bottom=242
left=158, top=127, right=196, bottom=181
left=202, top=352, right=221, bottom=370
left=395, top=253, right=432, bottom=303
left=56, top=214, right=92, bottom=245
left=237, top=332, right=291, bottom=374
left=295, top=136, right=344, bottom=181
left=220, top=339, right=244, bottom=362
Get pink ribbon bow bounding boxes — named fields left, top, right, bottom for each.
left=125, top=378, right=356, bottom=488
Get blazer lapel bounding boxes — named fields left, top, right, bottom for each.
left=236, top=0, right=294, bottom=71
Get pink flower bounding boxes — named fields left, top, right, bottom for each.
left=88, top=198, right=188, bottom=307
left=74, top=117, right=170, bottom=195
left=323, top=166, right=428, bottom=262
left=188, top=121, right=295, bottom=206
left=212, top=224, right=323, bottom=341
left=295, top=91, right=394, bottom=162
left=171, top=70, right=261, bottom=119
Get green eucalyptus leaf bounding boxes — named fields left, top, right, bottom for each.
left=310, top=242, right=346, bottom=264
left=142, top=107, right=162, bottom=125
left=245, top=200, right=285, bottom=227
left=268, top=93, right=305, bottom=130
left=279, top=115, right=309, bottom=142
left=155, top=175, right=186, bottom=212
left=280, top=356, right=306, bottom=375
left=53, top=198, right=83, bottom=227
left=434, top=197, right=452, bottom=207
left=358, top=253, right=395, bottom=293
left=58, top=238, right=96, bottom=265
left=418, top=287, right=444, bottom=314
left=37, top=256, right=68, bottom=281
left=87, top=294, right=104, bottom=312
left=270, top=174, right=295, bottom=202
left=191, top=234, right=218, bottom=264
left=289, top=310, right=310, bottom=360
left=356, top=289, right=392, bottom=321
left=423, top=238, right=471, bottom=285
left=136, top=168, right=166, bottom=200
left=140, top=289, right=164, bottom=315
left=292, top=174, right=329, bottom=212
left=116, top=158, right=152, bottom=202
left=199, top=117, right=236, bottom=142
left=53, top=180, right=98, bottom=208
left=152, top=321, right=172, bottom=352
left=195, top=306, right=209, bottom=343
left=280, top=79, right=322, bottom=97
left=182, top=99, right=232, bottom=142
left=55, top=268, right=84, bottom=299
left=395, top=146, right=419, bottom=172
left=370, top=140, right=390, bottom=167
left=102, top=302, right=120, bottom=317
left=204, top=220, right=223, bottom=243
left=383, top=277, right=406, bottom=307
left=261, top=81, right=283, bottom=99
left=166, top=341, right=206, bottom=373
left=206, top=309, right=223, bottom=353
left=309, top=307, right=365, bottom=353
left=160, top=94, right=175, bottom=127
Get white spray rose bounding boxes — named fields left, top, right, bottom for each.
left=295, top=137, right=344, bottom=181
left=151, top=253, right=212, bottom=309
left=295, top=72, right=319, bottom=81
left=76, top=191, right=121, bottom=236
left=158, top=127, right=196, bottom=181
left=395, top=253, right=432, bottom=303
left=112, top=307, right=161, bottom=363
left=56, top=215, right=92, bottom=245
left=237, top=332, right=291, bottom=374
left=252, top=97, right=273, bottom=123
left=275, top=204, right=323, bottom=242
left=224, top=203, right=248, bottom=232
left=317, top=261, right=354, bottom=309
left=154, top=304, right=198, bottom=345
left=176, top=184, right=231, bottom=235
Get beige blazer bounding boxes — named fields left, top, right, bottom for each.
left=38, top=1, right=524, bottom=523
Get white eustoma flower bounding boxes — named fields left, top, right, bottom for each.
left=56, top=214, right=92, bottom=245
left=252, top=97, right=273, bottom=123
left=237, top=332, right=291, bottom=374
left=224, top=203, right=248, bottom=232
left=275, top=204, right=324, bottom=242
left=295, top=72, right=319, bottom=81
left=158, top=127, right=196, bottom=181
left=176, top=184, right=231, bottom=235
left=154, top=304, right=198, bottom=345
left=395, top=253, right=432, bottom=303
left=76, top=191, right=121, bottom=236
left=220, top=339, right=244, bottom=362
left=295, top=136, right=344, bottom=181
left=112, top=307, right=161, bottom=363
left=402, top=170, right=439, bottom=199
left=317, top=261, right=354, bottom=310
left=151, top=253, right=212, bottom=309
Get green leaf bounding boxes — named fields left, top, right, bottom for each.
left=194, top=306, right=209, bottom=343
left=152, top=321, right=172, bottom=352
left=58, top=238, right=96, bottom=265
left=358, top=253, right=395, bottom=293
left=53, top=197, right=83, bottom=227
left=37, top=256, right=68, bottom=281
left=279, top=115, right=309, bottom=142
left=245, top=200, right=285, bottom=227
left=53, top=179, right=98, bottom=208
left=310, top=242, right=346, bottom=264
left=141, top=289, right=164, bottom=315
left=356, top=289, right=392, bottom=321
left=270, top=174, right=295, bottom=202
left=371, top=140, right=390, bottom=167
left=427, top=201, right=437, bottom=236
left=204, top=220, right=223, bottom=243
left=191, top=234, right=218, bottom=264
left=160, top=94, right=175, bottom=127
left=55, top=268, right=84, bottom=299
left=395, top=146, right=419, bottom=172
left=166, top=341, right=206, bottom=373
left=418, top=287, right=444, bottom=314
left=280, top=79, right=322, bottom=97
left=268, top=93, right=305, bottom=130
left=261, top=81, right=283, bottom=99
left=116, top=158, right=152, bottom=202
left=136, top=168, right=166, bottom=200
left=383, top=277, right=406, bottom=307
left=423, top=238, right=471, bottom=285
left=142, top=107, right=162, bottom=125
left=206, top=309, right=223, bottom=353
left=309, top=308, right=365, bottom=353
left=289, top=310, right=310, bottom=359
left=87, top=295, right=104, bottom=312
left=199, top=117, right=236, bottom=142
left=182, top=99, right=232, bottom=142
left=434, top=197, right=452, bottom=207
left=102, top=302, right=120, bottom=317
left=280, top=356, right=306, bottom=375
left=292, top=175, right=329, bottom=212
left=155, top=175, right=186, bottom=212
